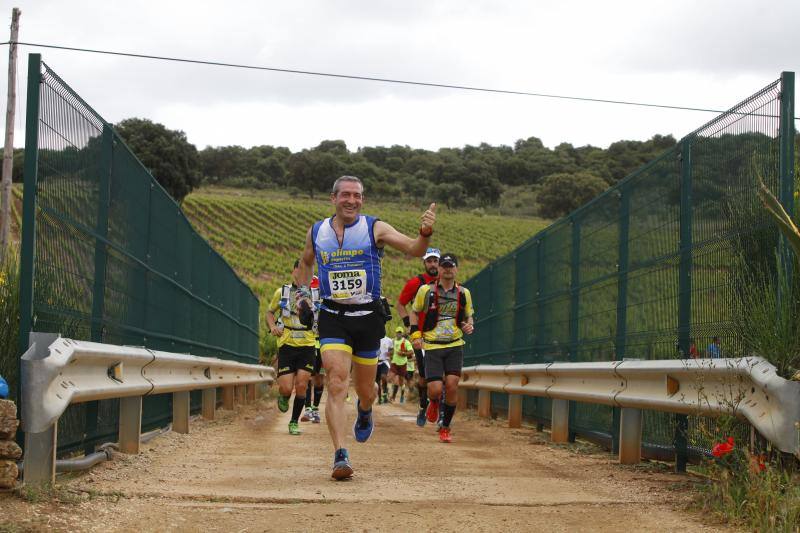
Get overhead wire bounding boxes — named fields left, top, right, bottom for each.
left=0, top=39, right=780, bottom=117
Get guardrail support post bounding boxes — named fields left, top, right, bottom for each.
left=477, top=390, right=491, bottom=418
left=236, top=385, right=246, bottom=405
left=222, top=386, right=235, bottom=410
left=118, top=396, right=142, bottom=454
left=23, top=425, right=56, bottom=486
left=551, top=399, right=570, bottom=443
left=508, top=394, right=522, bottom=428
left=202, top=388, right=216, bottom=420
left=618, top=407, right=643, bottom=464
left=246, top=384, right=256, bottom=403
left=173, top=391, right=190, bottom=434
left=457, top=388, right=467, bottom=410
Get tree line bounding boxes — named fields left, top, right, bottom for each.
left=10, top=117, right=685, bottom=217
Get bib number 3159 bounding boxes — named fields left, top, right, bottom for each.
left=329, top=269, right=367, bottom=299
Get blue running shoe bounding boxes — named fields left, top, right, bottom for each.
left=416, top=408, right=427, bottom=427
left=353, top=400, right=374, bottom=443
left=331, top=448, right=353, bottom=480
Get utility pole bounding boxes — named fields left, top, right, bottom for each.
left=0, top=7, right=20, bottom=261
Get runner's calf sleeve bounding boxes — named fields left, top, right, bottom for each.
left=304, top=386, right=312, bottom=408
left=313, top=385, right=324, bottom=407
left=418, top=384, right=428, bottom=408
left=443, top=402, right=457, bottom=428
left=291, top=396, right=306, bottom=423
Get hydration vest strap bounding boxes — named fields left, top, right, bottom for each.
left=422, top=281, right=465, bottom=333
left=280, top=284, right=292, bottom=317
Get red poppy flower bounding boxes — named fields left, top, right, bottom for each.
left=712, top=436, right=735, bottom=458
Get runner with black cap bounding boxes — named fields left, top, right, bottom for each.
left=409, top=252, right=475, bottom=443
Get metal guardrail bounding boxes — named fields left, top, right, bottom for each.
left=460, top=357, right=800, bottom=462
left=20, top=333, right=274, bottom=485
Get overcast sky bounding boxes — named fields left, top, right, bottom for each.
left=2, top=0, right=799, bottom=152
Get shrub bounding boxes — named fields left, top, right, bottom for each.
left=536, top=172, right=608, bottom=219
left=0, top=246, right=20, bottom=397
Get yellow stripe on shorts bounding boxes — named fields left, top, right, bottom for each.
left=320, top=343, right=352, bottom=354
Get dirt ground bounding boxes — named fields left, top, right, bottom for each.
left=0, top=394, right=733, bottom=532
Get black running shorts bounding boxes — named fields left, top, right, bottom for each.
left=423, top=345, right=464, bottom=382
left=277, top=345, right=316, bottom=377
left=318, top=309, right=383, bottom=366
left=312, top=347, right=324, bottom=375
left=414, top=348, right=425, bottom=379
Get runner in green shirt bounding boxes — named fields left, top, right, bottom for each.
left=390, top=326, right=414, bottom=403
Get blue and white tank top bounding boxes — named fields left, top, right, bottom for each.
left=312, top=215, right=383, bottom=304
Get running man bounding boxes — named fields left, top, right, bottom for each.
left=376, top=333, right=393, bottom=404
left=406, top=352, right=416, bottom=390
left=390, top=326, right=414, bottom=403
left=297, top=175, right=436, bottom=479
left=266, top=260, right=317, bottom=435
left=409, top=253, right=474, bottom=443
left=302, top=276, right=324, bottom=423
left=396, top=248, right=440, bottom=425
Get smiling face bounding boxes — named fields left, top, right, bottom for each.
left=331, top=179, right=364, bottom=223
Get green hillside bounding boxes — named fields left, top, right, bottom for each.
left=182, top=188, right=549, bottom=343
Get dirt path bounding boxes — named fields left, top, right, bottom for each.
left=1, top=395, right=731, bottom=532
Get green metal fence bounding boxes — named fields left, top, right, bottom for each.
left=17, top=55, right=260, bottom=454
left=464, top=72, right=796, bottom=461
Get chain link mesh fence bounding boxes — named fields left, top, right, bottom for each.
left=17, top=56, right=259, bottom=454
left=464, top=73, right=795, bottom=459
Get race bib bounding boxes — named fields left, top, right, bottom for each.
left=328, top=269, right=367, bottom=299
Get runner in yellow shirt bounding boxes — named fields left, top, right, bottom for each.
left=266, top=260, right=316, bottom=435
left=410, top=253, right=474, bottom=443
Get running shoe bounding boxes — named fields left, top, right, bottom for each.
left=426, top=399, right=440, bottom=423
left=277, top=395, right=289, bottom=413
left=331, top=448, right=353, bottom=480
left=300, top=408, right=312, bottom=422
left=288, top=421, right=301, bottom=435
left=416, top=408, right=427, bottom=427
left=312, top=410, right=321, bottom=423
left=353, top=400, right=374, bottom=443
left=438, top=426, right=452, bottom=443
left=400, top=395, right=405, bottom=404
left=381, top=393, right=388, bottom=404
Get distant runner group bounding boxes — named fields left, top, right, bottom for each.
left=268, top=175, right=475, bottom=480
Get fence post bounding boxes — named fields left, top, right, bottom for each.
left=568, top=217, right=581, bottom=442
left=17, top=54, right=41, bottom=416
left=118, top=396, right=142, bottom=454
left=675, top=139, right=694, bottom=473
left=508, top=394, right=522, bottom=428
left=172, top=391, right=190, bottom=434
left=779, top=72, right=796, bottom=288
left=82, top=124, right=114, bottom=455
left=477, top=389, right=491, bottom=418
left=202, top=388, right=216, bottom=420
left=551, top=399, right=570, bottom=443
left=619, top=406, right=643, bottom=464
left=246, top=384, right=256, bottom=403
left=613, top=183, right=631, bottom=454
left=21, top=332, right=59, bottom=485
left=222, top=386, right=235, bottom=409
